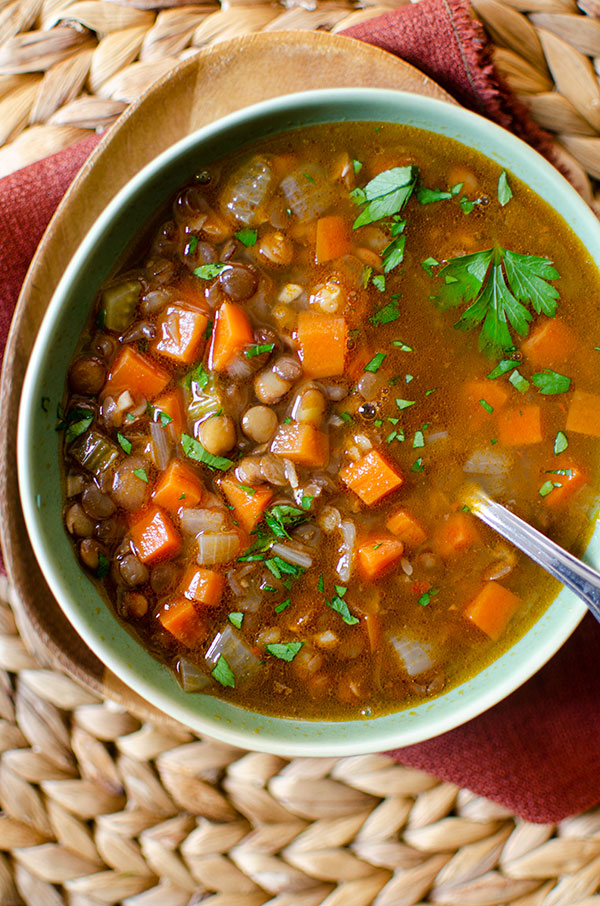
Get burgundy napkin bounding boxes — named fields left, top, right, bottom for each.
left=1, top=0, right=598, bottom=825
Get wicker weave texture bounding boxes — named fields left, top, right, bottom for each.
left=0, top=0, right=600, bottom=187
left=0, top=570, right=599, bottom=905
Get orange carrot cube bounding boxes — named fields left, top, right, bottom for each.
left=357, top=536, right=404, bottom=581
left=463, top=379, right=509, bottom=421
left=270, top=423, right=329, bottom=468
left=566, top=390, right=600, bottom=437
left=296, top=311, right=347, bottom=378
left=542, top=461, right=587, bottom=507
left=385, top=508, right=427, bottom=546
left=464, top=581, right=521, bottom=641
left=340, top=450, right=404, bottom=506
left=152, top=460, right=204, bottom=514
left=152, top=305, right=208, bottom=364
left=153, top=388, right=186, bottom=438
left=521, top=318, right=576, bottom=368
left=497, top=405, right=543, bottom=446
left=315, top=215, right=351, bottom=264
left=104, top=346, right=170, bottom=400
left=220, top=478, right=274, bottom=533
left=129, top=506, right=182, bottom=565
left=180, top=566, right=225, bottom=608
left=158, top=596, right=207, bottom=647
left=436, top=512, right=480, bottom=559
left=209, top=302, right=254, bottom=372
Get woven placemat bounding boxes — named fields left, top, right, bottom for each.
left=4, top=0, right=600, bottom=903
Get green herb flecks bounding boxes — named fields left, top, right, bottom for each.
left=539, top=480, right=562, bottom=498
left=212, top=654, right=235, bottom=687
left=531, top=369, right=571, bottom=395
left=264, top=504, right=309, bottom=540
left=365, top=353, right=386, bottom=373
left=228, top=612, right=244, bottom=629
left=96, top=552, right=110, bottom=579
left=421, top=257, right=439, bottom=277
left=266, top=641, right=304, bottom=662
left=117, top=432, right=132, bottom=454
left=352, top=166, right=418, bottom=229
left=393, top=340, right=413, bottom=352
left=193, top=263, right=226, bottom=280
left=554, top=430, right=569, bottom=455
left=418, top=587, right=439, bottom=606
left=235, top=228, right=258, bottom=247
left=181, top=433, right=233, bottom=471
left=372, top=274, right=386, bottom=292
left=275, top=599, right=291, bottom=614
left=396, top=399, right=416, bottom=410
left=370, top=299, right=400, bottom=326
left=498, top=171, right=513, bottom=207
left=509, top=369, right=530, bottom=393
left=327, top=595, right=359, bottom=626
left=487, top=359, right=517, bottom=380
left=416, top=186, right=452, bottom=204
left=479, top=399, right=494, bottom=414
left=411, top=457, right=425, bottom=472
left=133, top=468, right=148, bottom=483
left=245, top=343, right=275, bottom=358
left=433, top=245, right=560, bottom=355
left=64, top=414, right=94, bottom=444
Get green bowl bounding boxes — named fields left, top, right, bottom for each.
left=18, top=88, right=597, bottom=755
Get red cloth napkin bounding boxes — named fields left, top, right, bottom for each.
left=1, top=0, right=598, bottom=825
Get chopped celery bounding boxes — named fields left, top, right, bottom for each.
left=101, top=280, right=141, bottom=332
left=69, top=430, right=120, bottom=475
left=184, top=369, right=222, bottom=422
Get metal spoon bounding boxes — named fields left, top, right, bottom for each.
left=464, top=485, right=600, bottom=623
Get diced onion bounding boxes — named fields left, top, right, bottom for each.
left=271, top=542, right=313, bottom=569
left=206, top=624, right=261, bottom=682
left=181, top=508, right=226, bottom=535
left=177, top=658, right=212, bottom=693
left=389, top=635, right=434, bottom=677
left=463, top=448, right=514, bottom=475
left=336, top=519, right=356, bottom=583
left=196, top=532, right=240, bottom=566
left=284, top=458, right=298, bottom=489
left=150, top=421, right=172, bottom=471
left=116, top=391, right=134, bottom=413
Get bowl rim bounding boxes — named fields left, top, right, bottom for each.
left=17, top=86, right=593, bottom=755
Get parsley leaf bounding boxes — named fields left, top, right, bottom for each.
left=509, top=369, right=530, bottom=393
left=133, top=468, right=148, bottom=482
left=498, top=171, right=513, bottom=207
left=486, top=359, right=516, bottom=379
left=266, top=641, right=304, bottom=662
left=264, top=504, right=309, bottom=539
left=531, top=369, right=571, bottom=395
left=370, top=300, right=400, bottom=326
left=417, top=186, right=452, bottom=204
left=554, top=430, right=569, bottom=454
left=434, top=246, right=560, bottom=354
left=353, top=166, right=418, bottom=229
left=365, top=353, right=386, bottom=373
left=117, top=432, right=132, bottom=454
left=245, top=343, right=274, bottom=358
left=181, top=433, right=233, bottom=471
left=193, top=263, right=226, bottom=280
left=212, top=655, right=235, bottom=687
left=327, top=595, right=359, bottom=625
left=228, top=612, right=244, bottom=629
left=235, top=228, right=257, bottom=247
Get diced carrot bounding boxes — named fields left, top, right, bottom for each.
left=566, top=390, right=600, bottom=437
left=152, top=460, right=204, bottom=514
left=208, top=302, right=254, bottom=372
left=220, top=478, right=274, bottom=533
left=464, top=581, right=521, bottom=641
left=435, top=512, right=480, bottom=559
left=357, top=536, right=404, bottom=581
left=364, top=611, right=382, bottom=653
left=385, top=508, right=427, bottom=546
left=158, top=596, right=207, bottom=647
left=296, top=311, right=347, bottom=378
left=497, top=405, right=543, bottom=446
left=104, top=346, right=170, bottom=400
left=340, top=450, right=404, bottom=506
left=151, top=305, right=208, bottom=365
left=153, top=388, right=186, bottom=438
left=463, top=379, right=509, bottom=421
left=270, top=423, right=329, bottom=468
left=129, top=506, right=182, bottom=565
left=315, top=215, right=351, bottom=264
left=521, top=318, right=576, bottom=368
left=180, top=565, right=225, bottom=608
left=542, top=460, right=587, bottom=507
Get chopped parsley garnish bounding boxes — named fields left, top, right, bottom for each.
left=531, top=369, right=571, bottom=395
left=264, top=557, right=304, bottom=580
left=546, top=468, right=573, bottom=477
left=393, top=340, right=413, bottom=352
left=317, top=573, right=325, bottom=593
left=64, top=414, right=93, bottom=444
left=509, top=369, right=530, bottom=393
left=365, top=353, right=386, bottom=373
left=352, top=165, right=418, bottom=229
left=396, top=399, right=416, bottom=410
left=413, top=430, right=425, bottom=448
left=487, top=359, right=516, bottom=380
left=237, top=484, right=256, bottom=495
left=235, top=227, right=258, bottom=247
left=275, top=599, right=291, bottom=614
left=405, top=374, right=414, bottom=384
left=158, top=411, right=173, bottom=427
left=183, top=362, right=210, bottom=391
left=539, top=480, right=561, bottom=498
left=96, top=552, right=110, bottom=579
left=425, top=387, right=437, bottom=396
left=479, top=399, right=494, bottom=414
left=372, top=274, right=386, bottom=292
left=554, top=430, right=569, bottom=454
left=264, top=504, right=309, bottom=539
left=339, top=412, right=353, bottom=423
left=370, top=299, right=400, bottom=326
left=125, top=413, right=136, bottom=423
left=117, top=432, right=132, bottom=454
left=228, top=612, right=244, bottom=629
left=411, top=457, right=425, bottom=472
left=327, top=595, right=359, bottom=626
left=418, top=587, right=439, bottom=606
left=193, top=262, right=226, bottom=280
left=362, top=265, right=373, bottom=288
left=133, top=468, right=148, bottom=482
left=301, top=495, right=313, bottom=510
left=417, top=186, right=452, bottom=204
left=186, top=235, right=199, bottom=255
left=181, top=433, right=233, bottom=471
left=498, top=171, right=513, bottom=207
left=266, top=641, right=304, bottom=661
left=352, top=159, right=363, bottom=174
left=245, top=343, right=275, bottom=358
left=303, top=173, right=315, bottom=184
left=335, top=585, right=347, bottom=597
left=433, top=246, right=560, bottom=354
left=212, top=654, right=235, bottom=687
left=421, top=257, right=439, bottom=277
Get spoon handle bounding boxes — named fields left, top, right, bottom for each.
left=469, top=492, right=600, bottom=621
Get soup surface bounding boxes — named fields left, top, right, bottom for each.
left=60, top=122, right=600, bottom=719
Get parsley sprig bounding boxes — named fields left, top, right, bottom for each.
left=432, top=245, right=560, bottom=354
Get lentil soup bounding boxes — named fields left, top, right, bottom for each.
left=59, top=121, right=600, bottom=719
